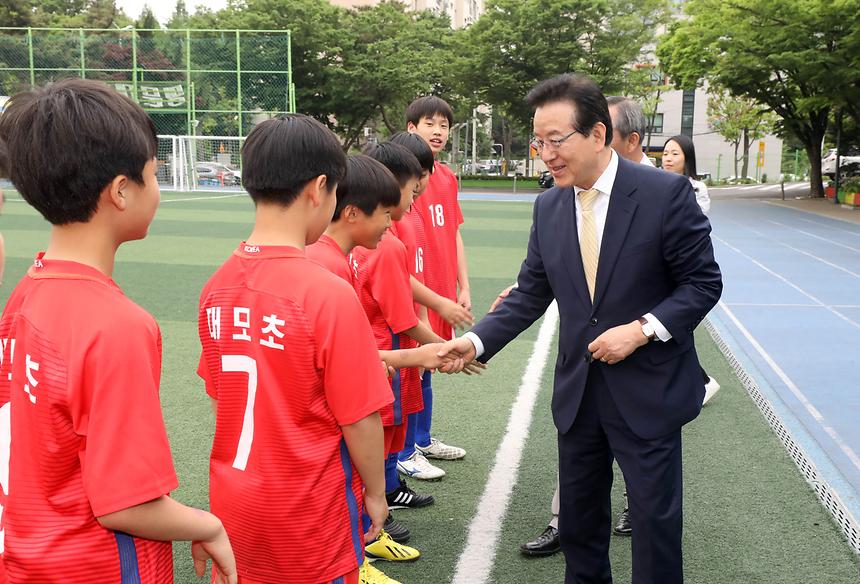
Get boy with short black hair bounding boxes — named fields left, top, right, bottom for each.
left=199, top=115, right=404, bottom=584
left=353, top=144, right=446, bottom=568
left=0, top=78, right=236, bottom=584
left=400, top=95, right=471, bottom=479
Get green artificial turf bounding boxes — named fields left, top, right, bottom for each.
left=1, top=191, right=858, bottom=583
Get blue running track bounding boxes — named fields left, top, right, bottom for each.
left=707, top=198, right=860, bottom=529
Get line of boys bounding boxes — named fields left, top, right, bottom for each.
left=0, top=77, right=475, bottom=584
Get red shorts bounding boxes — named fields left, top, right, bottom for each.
left=383, top=422, right=407, bottom=458
left=212, top=567, right=359, bottom=584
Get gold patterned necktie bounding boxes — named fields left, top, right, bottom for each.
left=578, top=188, right=600, bottom=301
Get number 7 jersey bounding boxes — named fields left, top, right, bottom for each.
left=197, top=243, right=392, bottom=583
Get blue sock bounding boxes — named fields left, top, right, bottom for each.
left=362, top=508, right=373, bottom=541
left=415, top=370, right=433, bottom=448
left=385, top=452, right=401, bottom=493
left=399, top=412, right=419, bottom=461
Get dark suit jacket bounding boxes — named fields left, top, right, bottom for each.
left=472, top=156, right=722, bottom=440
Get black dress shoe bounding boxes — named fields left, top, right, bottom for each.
left=519, top=526, right=561, bottom=556
left=613, top=507, right=632, bottom=536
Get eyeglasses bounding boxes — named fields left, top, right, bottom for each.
left=530, top=129, right=582, bottom=153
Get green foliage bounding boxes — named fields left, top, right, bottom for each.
left=707, top=89, right=777, bottom=178
left=456, top=0, right=670, bottom=131
left=3, top=0, right=679, bottom=153
left=193, top=0, right=344, bottom=128
left=167, top=0, right=189, bottom=29
left=448, top=0, right=668, bottom=172
left=0, top=0, right=34, bottom=27
left=657, top=0, right=860, bottom=196
left=841, top=177, right=860, bottom=194
left=135, top=6, right=159, bottom=32
left=30, top=0, right=132, bottom=28
left=331, top=2, right=455, bottom=150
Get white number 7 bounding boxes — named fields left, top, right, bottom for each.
left=222, top=355, right=258, bottom=471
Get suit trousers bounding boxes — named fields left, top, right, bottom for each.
left=557, top=365, right=683, bottom=584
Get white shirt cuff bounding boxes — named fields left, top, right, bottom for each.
left=463, top=331, right=485, bottom=358
left=643, top=313, right=672, bottom=342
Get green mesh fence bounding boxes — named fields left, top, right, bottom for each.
left=0, top=27, right=295, bottom=137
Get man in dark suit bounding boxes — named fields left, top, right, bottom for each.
left=442, top=74, right=722, bottom=583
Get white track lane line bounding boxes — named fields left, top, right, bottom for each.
left=767, top=219, right=860, bottom=253
left=718, top=300, right=860, bottom=473
left=726, top=220, right=860, bottom=280
left=713, top=235, right=860, bottom=331
left=452, top=302, right=559, bottom=584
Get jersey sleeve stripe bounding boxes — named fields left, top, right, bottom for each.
left=114, top=532, right=142, bottom=584
left=338, top=439, right=364, bottom=565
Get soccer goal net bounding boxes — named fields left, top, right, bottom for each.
left=157, top=135, right=245, bottom=192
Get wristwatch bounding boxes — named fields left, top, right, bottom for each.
left=638, top=317, right=656, bottom=342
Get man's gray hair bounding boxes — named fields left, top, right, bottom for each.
left=606, top=96, right=647, bottom=141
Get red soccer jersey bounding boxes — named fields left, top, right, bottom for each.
left=0, top=255, right=177, bottom=584
left=351, top=234, right=422, bottom=426
left=197, top=243, right=392, bottom=583
left=417, top=162, right=464, bottom=340
left=307, top=234, right=356, bottom=287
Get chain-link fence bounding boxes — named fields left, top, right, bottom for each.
left=0, top=27, right=294, bottom=137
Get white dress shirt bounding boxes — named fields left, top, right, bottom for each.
left=465, top=150, right=670, bottom=357
left=640, top=151, right=655, bottom=167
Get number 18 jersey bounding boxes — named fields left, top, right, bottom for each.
left=197, top=243, right=392, bottom=583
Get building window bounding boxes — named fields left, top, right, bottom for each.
left=680, top=90, right=695, bottom=138
left=647, top=113, right=664, bottom=134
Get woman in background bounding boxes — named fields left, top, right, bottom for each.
left=662, top=134, right=720, bottom=405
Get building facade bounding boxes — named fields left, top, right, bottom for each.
left=645, top=83, right=783, bottom=181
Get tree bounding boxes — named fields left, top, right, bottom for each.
left=331, top=2, right=454, bottom=150
left=456, top=0, right=669, bottom=174
left=136, top=5, right=159, bottom=34
left=707, top=90, right=776, bottom=179
left=657, top=0, right=860, bottom=197
left=624, top=65, right=670, bottom=153
left=0, top=0, right=34, bottom=26
left=30, top=0, right=131, bottom=28
left=167, top=0, right=189, bottom=28
left=195, top=0, right=344, bottom=127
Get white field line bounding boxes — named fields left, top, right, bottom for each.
left=452, top=301, right=559, bottom=584
left=160, top=193, right=246, bottom=203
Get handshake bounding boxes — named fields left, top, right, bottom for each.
left=381, top=336, right=484, bottom=377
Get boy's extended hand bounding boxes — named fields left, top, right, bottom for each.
left=437, top=337, right=478, bottom=367
left=438, top=297, right=474, bottom=329
left=489, top=284, right=516, bottom=313
left=191, top=522, right=237, bottom=584
left=363, top=491, right=388, bottom=543
left=414, top=342, right=464, bottom=373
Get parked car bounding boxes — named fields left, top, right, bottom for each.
left=196, top=162, right=241, bottom=186
left=538, top=170, right=554, bottom=189
left=822, top=147, right=860, bottom=179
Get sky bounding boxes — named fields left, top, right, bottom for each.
left=116, top=0, right=228, bottom=24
